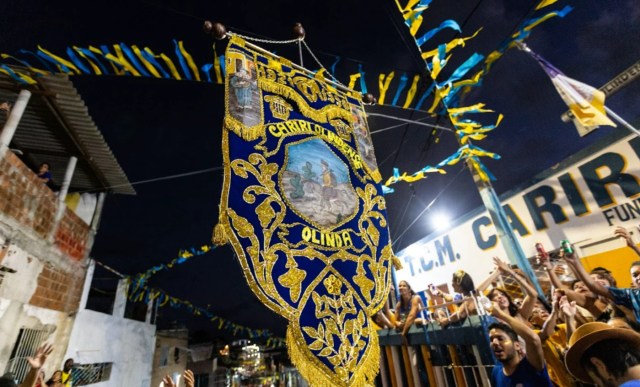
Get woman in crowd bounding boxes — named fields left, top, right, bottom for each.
left=45, top=371, right=63, bottom=387
left=487, top=257, right=538, bottom=325
left=435, top=270, right=478, bottom=327
left=394, top=280, right=423, bottom=336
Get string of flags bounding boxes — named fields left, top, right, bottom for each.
left=0, top=1, right=572, bottom=196
left=383, top=0, right=574, bottom=192
left=121, top=243, right=285, bottom=348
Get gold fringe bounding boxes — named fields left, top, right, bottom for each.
left=224, top=116, right=266, bottom=141
left=287, top=323, right=380, bottom=386
left=212, top=222, right=228, bottom=246
left=391, top=255, right=403, bottom=270
left=258, top=78, right=353, bottom=125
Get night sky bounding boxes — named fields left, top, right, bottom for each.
left=2, top=0, right=639, bottom=341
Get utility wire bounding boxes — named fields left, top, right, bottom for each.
left=391, top=166, right=466, bottom=248
left=76, top=166, right=223, bottom=194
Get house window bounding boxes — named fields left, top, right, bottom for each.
left=4, top=327, right=52, bottom=383
left=72, top=362, right=113, bottom=385
left=159, top=346, right=169, bottom=367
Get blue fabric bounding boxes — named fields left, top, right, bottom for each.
left=491, top=357, right=553, bottom=387
left=620, top=380, right=640, bottom=387
left=607, top=286, right=640, bottom=323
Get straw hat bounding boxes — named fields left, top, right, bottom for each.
left=564, top=322, right=640, bottom=383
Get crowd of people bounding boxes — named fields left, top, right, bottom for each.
left=374, top=226, right=640, bottom=387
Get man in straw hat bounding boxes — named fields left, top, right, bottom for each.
left=565, top=322, right=640, bottom=386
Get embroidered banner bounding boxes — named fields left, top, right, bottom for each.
left=215, top=36, right=396, bottom=386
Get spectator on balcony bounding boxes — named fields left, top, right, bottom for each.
left=36, top=163, right=52, bottom=187
left=44, top=371, right=63, bottom=387
left=60, top=359, right=73, bottom=387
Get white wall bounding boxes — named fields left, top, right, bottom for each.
left=395, top=133, right=640, bottom=294
left=65, top=309, right=156, bottom=387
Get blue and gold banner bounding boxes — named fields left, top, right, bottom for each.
left=215, top=36, right=396, bottom=386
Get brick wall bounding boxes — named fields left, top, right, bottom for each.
left=0, top=151, right=90, bottom=260
left=28, top=263, right=85, bottom=313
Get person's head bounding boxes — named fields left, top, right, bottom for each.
left=565, top=322, right=640, bottom=386
left=63, top=358, right=73, bottom=372
left=0, top=373, right=16, bottom=387
left=488, top=322, right=522, bottom=364
left=590, top=267, right=616, bottom=288
left=48, top=370, right=62, bottom=383
left=630, top=261, right=640, bottom=288
left=571, top=279, right=591, bottom=295
left=451, top=270, right=475, bottom=295
left=528, top=306, right=551, bottom=328
left=488, top=288, right=519, bottom=317
left=39, top=162, right=50, bottom=173
left=397, top=280, right=415, bottom=308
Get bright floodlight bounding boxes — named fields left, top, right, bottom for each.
left=431, top=212, right=451, bottom=230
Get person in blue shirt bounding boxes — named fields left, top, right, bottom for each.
left=562, top=247, right=640, bottom=324
left=488, top=302, right=553, bottom=386
left=37, top=162, right=52, bottom=184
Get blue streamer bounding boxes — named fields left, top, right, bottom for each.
left=17, top=50, right=56, bottom=72
left=391, top=73, right=408, bottom=106
left=0, top=64, right=30, bottom=84
left=173, top=39, right=192, bottom=80
left=201, top=63, right=214, bottom=83
left=414, top=82, right=435, bottom=110
left=358, top=63, right=367, bottom=94
left=416, top=20, right=461, bottom=47
left=138, top=50, right=170, bottom=78
left=119, top=43, right=151, bottom=77
left=36, top=51, right=72, bottom=73
left=74, top=47, right=111, bottom=75
left=64, top=47, right=91, bottom=74
left=330, top=56, right=340, bottom=75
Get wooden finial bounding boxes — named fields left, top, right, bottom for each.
left=203, top=21, right=227, bottom=40
left=293, top=22, right=305, bottom=40
left=363, top=93, right=377, bottom=105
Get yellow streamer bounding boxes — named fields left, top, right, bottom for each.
left=178, top=40, right=200, bottom=81
left=421, top=28, right=482, bottom=60
left=72, top=47, right=102, bottom=75
left=535, top=0, right=558, bottom=10
left=131, top=45, right=161, bottom=78
left=37, top=46, right=80, bottom=74
left=348, top=72, right=361, bottom=90
left=0, top=68, right=37, bottom=84
left=212, top=44, right=223, bottom=84
left=377, top=71, right=395, bottom=105
left=112, top=45, right=141, bottom=76
left=88, top=46, right=125, bottom=75
left=403, top=74, right=421, bottom=108
left=159, top=53, right=182, bottom=80
left=1, top=54, right=49, bottom=76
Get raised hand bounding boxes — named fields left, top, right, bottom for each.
left=162, top=375, right=176, bottom=387
left=615, top=227, right=634, bottom=247
left=27, top=343, right=53, bottom=370
left=493, top=256, right=513, bottom=275
left=559, top=295, right=576, bottom=319
left=183, top=370, right=195, bottom=387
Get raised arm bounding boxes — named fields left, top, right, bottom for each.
left=615, top=226, right=640, bottom=258
left=558, top=295, right=578, bottom=342
left=562, top=250, right=611, bottom=300
left=541, top=257, right=568, bottom=290
left=21, top=343, right=53, bottom=387
left=493, top=257, right=538, bottom=319
left=401, top=296, right=421, bottom=335
left=538, top=297, right=559, bottom=343
left=491, top=302, right=546, bottom=372
left=475, top=269, right=501, bottom=294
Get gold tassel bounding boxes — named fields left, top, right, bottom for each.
left=391, top=255, right=403, bottom=270
left=212, top=222, right=228, bottom=246
left=287, top=323, right=380, bottom=386
left=224, top=116, right=266, bottom=141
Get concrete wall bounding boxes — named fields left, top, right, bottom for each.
left=151, top=330, right=189, bottom=387
left=65, top=309, right=156, bottom=387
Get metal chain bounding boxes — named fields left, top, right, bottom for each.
left=446, top=364, right=495, bottom=369
left=227, top=31, right=301, bottom=45
left=301, top=40, right=349, bottom=90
